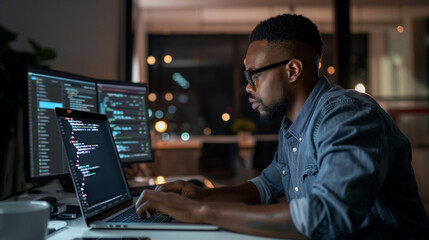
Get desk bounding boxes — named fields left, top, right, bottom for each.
left=5, top=179, right=284, bottom=240
left=47, top=216, right=282, bottom=240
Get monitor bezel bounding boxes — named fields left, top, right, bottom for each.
left=24, top=65, right=96, bottom=182
left=95, top=79, right=154, bottom=165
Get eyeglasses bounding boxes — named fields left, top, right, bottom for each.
left=244, top=59, right=290, bottom=87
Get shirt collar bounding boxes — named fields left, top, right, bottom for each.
left=285, top=76, right=332, bottom=140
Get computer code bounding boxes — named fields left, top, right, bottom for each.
left=97, top=83, right=152, bottom=163
left=27, top=71, right=97, bottom=179
left=57, top=116, right=129, bottom=218
left=67, top=119, right=101, bottom=207
left=69, top=120, right=100, bottom=179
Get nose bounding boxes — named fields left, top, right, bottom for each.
left=245, top=83, right=255, bottom=94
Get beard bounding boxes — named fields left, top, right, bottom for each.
left=249, top=81, right=295, bottom=122
left=251, top=96, right=287, bottom=122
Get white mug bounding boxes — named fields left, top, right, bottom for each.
left=0, top=200, right=50, bottom=240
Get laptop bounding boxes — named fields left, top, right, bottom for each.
left=55, top=108, right=219, bottom=230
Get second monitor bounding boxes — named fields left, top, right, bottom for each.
left=25, top=66, right=153, bottom=183
left=96, top=80, right=153, bottom=164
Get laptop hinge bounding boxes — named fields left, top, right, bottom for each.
left=86, top=200, right=134, bottom=226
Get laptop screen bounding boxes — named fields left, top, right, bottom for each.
left=56, top=108, right=131, bottom=219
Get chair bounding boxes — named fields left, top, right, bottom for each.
left=199, top=143, right=242, bottom=178
left=252, top=141, right=278, bottom=170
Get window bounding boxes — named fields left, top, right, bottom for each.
left=147, top=34, right=368, bottom=137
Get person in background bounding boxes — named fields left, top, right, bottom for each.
left=136, top=13, right=429, bottom=239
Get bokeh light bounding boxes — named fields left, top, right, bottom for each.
left=155, top=176, right=166, bottom=184
left=165, top=92, right=173, bottom=101
left=181, top=132, right=190, bottom=141
left=161, top=133, right=170, bottom=141
left=168, top=105, right=177, bottom=114
left=178, top=94, right=188, bottom=103
left=222, top=113, right=231, bottom=122
left=147, top=56, right=156, bottom=65
left=164, top=55, right=173, bottom=64
left=148, top=93, right=157, bottom=102
left=355, top=83, right=366, bottom=93
left=155, top=121, right=167, bottom=133
left=203, top=128, right=212, bottom=135
left=155, top=110, right=164, bottom=119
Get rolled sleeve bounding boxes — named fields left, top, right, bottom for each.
left=249, top=152, right=285, bottom=204
left=290, top=198, right=310, bottom=237
left=249, top=176, right=271, bottom=204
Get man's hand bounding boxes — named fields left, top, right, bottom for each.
left=134, top=180, right=304, bottom=239
left=154, top=180, right=206, bottom=201
left=135, top=188, right=203, bottom=223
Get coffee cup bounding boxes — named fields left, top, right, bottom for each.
left=0, top=200, right=50, bottom=240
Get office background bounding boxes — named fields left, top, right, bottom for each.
left=1, top=0, right=429, bottom=216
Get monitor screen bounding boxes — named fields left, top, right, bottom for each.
left=25, top=66, right=98, bottom=182
left=96, top=80, right=153, bottom=164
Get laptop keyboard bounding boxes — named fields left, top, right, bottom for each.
left=108, top=207, right=172, bottom=223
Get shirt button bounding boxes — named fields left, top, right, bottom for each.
left=294, top=186, right=299, bottom=192
left=292, top=147, right=297, bottom=152
left=282, top=170, right=286, bottom=175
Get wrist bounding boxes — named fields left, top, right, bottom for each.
left=194, top=202, right=213, bottom=224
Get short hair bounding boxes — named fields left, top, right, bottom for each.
left=250, top=14, right=323, bottom=57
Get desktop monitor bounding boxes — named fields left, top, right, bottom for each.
left=25, top=66, right=98, bottom=182
left=96, top=80, right=153, bottom=164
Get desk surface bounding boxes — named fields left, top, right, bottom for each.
left=47, top=216, right=282, bottom=240
left=6, top=179, right=284, bottom=240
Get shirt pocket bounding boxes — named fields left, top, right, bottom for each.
left=274, top=161, right=291, bottom=201
left=301, top=163, right=318, bottom=186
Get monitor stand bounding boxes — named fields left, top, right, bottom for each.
left=57, top=176, right=81, bottom=218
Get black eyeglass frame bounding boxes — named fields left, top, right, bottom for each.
left=244, top=59, right=291, bottom=87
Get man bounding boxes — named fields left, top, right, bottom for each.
left=136, top=14, right=429, bottom=239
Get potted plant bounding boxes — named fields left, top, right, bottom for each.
left=0, top=24, right=56, bottom=199
left=230, top=117, right=256, bottom=147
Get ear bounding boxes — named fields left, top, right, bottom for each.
left=285, top=59, right=303, bottom=83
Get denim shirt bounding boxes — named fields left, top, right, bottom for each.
left=250, top=77, right=429, bottom=239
